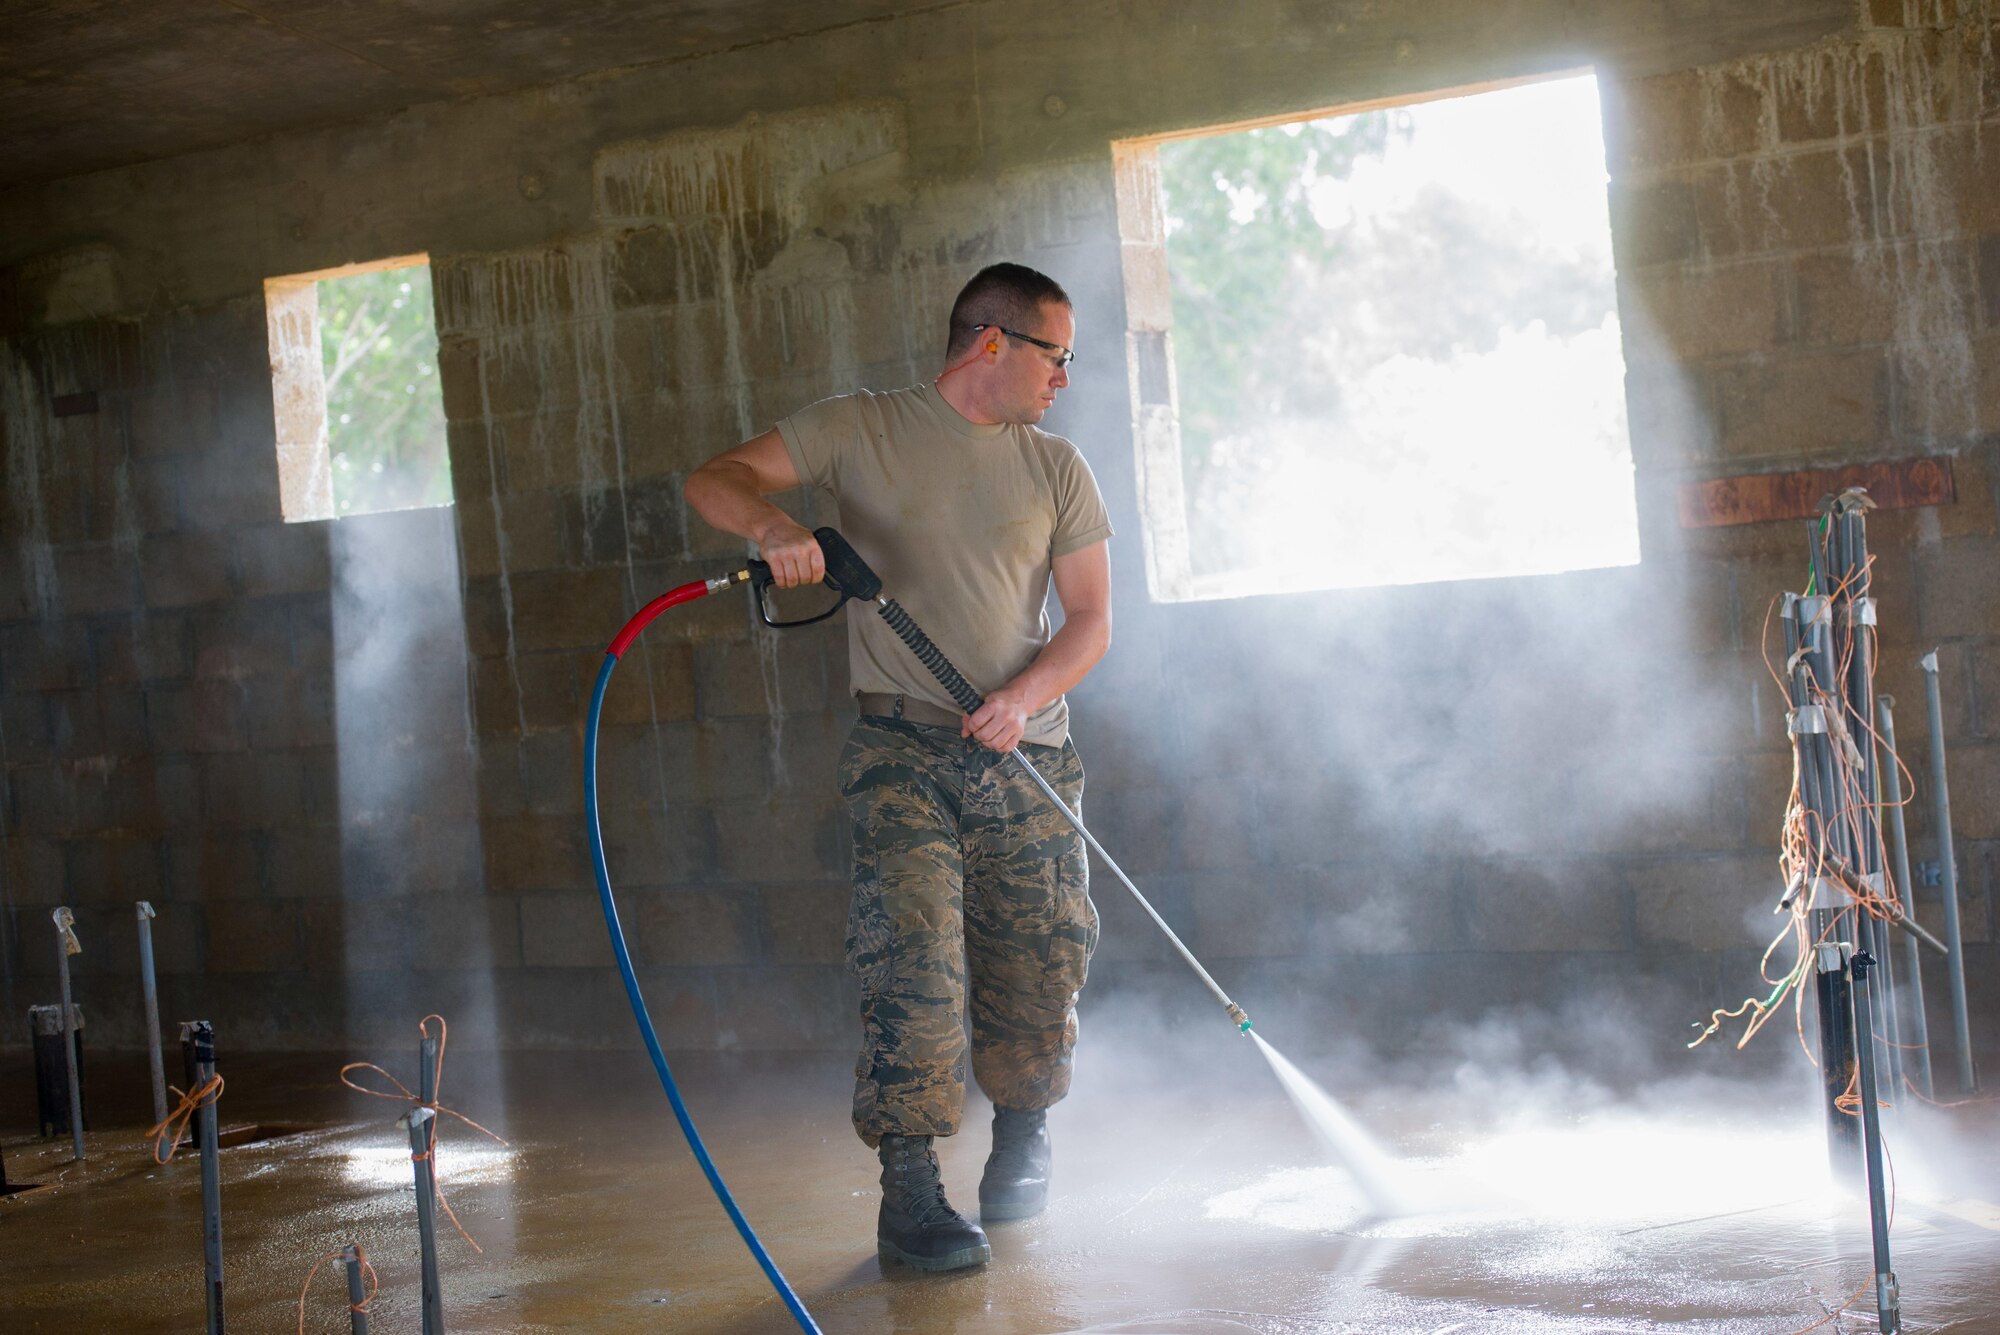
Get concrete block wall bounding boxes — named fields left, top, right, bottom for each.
left=0, top=309, right=358, bottom=1046
left=0, top=0, right=1994, bottom=1075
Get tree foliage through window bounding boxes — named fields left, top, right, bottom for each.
left=1154, top=78, right=1635, bottom=591
left=1159, top=116, right=1395, bottom=475
left=319, top=265, right=452, bottom=516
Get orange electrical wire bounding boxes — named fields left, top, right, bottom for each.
left=338, top=1015, right=508, bottom=1253
left=1901, top=1076, right=1999, bottom=1109
left=1708, top=573, right=1919, bottom=1060
left=1783, top=1280, right=1872, bottom=1335
left=147, top=1073, right=224, bottom=1164
left=296, top=1245, right=377, bottom=1334
left=1833, top=1065, right=1873, bottom=1117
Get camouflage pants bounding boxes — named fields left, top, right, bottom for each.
left=838, top=717, right=1096, bottom=1145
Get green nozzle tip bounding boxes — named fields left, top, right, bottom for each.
left=1238, top=1017, right=1253, bottom=1033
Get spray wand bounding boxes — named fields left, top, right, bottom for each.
left=586, top=527, right=1251, bottom=1335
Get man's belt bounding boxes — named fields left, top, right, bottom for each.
left=855, top=692, right=963, bottom=730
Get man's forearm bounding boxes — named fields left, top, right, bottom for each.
left=996, top=609, right=1111, bottom=714
left=684, top=459, right=799, bottom=545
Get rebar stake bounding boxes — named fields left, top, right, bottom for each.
left=136, top=902, right=168, bottom=1128
left=405, top=1106, right=446, bottom=1335
left=1849, top=950, right=1901, bottom=1334
left=341, top=1243, right=369, bottom=1335
left=52, top=908, right=85, bottom=1162
left=419, top=1031, right=439, bottom=1106
left=180, top=1020, right=224, bottom=1335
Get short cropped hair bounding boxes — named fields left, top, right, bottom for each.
left=945, top=263, right=1072, bottom=358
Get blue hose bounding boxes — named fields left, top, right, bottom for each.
left=586, top=650, right=824, bottom=1334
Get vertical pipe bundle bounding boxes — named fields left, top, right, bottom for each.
left=1786, top=493, right=1904, bottom=1162
left=1697, top=489, right=1975, bottom=1333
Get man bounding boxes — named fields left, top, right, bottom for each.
left=684, top=263, right=1113, bottom=1271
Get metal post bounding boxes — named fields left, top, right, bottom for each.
left=180, top=1020, right=224, bottom=1335
left=1863, top=910, right=1904, bottom=1108
left=1876, top=696, right=1933, bottom=1099
left=1848, top=950, right=1901, bottom=1334
left=1785, top=593, right=1859, bottom=1164
left=419, top=1032, right=439, bottom=1107
left=1813, top=935, right=1860, bottom=1168
left=341, top=1243, right=369, bottom=1335
left=414, top=1027, right=442, bottom=1332
left=1804, top=612, right=1854, bottom=866
left=52, top=908, right=85, bottom=1161
left=1837, top=507, right=1902, bottom=1102
left=405, top=1106, right=446, bottom=1335
left=1793, top=589, right=1861, bottom=1167
left=136, top=902, right=168, bottom=1128
left=1919, top=652, right=1979, bottom=1094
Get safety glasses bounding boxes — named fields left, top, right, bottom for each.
left=976, top=324, right=1075, bottom=368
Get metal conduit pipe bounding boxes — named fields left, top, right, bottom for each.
left=1919, top=652, right=1979, bottom=1095
left=1876, top=696, right=1933, bottom=1099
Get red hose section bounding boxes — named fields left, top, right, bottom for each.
left=607, top=580, right=715, bottom=658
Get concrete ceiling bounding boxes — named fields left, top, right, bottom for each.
left=0, top=0, right=927, bottom=190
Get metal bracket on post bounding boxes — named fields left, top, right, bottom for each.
left=1800, top=878, right=1857, bottom=912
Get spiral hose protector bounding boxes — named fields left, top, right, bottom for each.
left=878, top=598, right=984, bottom=713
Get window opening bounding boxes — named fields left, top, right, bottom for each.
left=1117, top=72, right=1639, bottom=600
left=265, top=255, right=452, bottom=521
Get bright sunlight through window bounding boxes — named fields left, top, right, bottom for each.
left=1139, top=73, right=1639, bottom=598
left=265, top=255, right=452, bottom=522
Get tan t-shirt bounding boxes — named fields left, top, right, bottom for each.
left=776, top=383, right=1113, bottom=747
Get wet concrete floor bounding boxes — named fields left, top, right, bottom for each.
left=4, top=1039, right=1998, bottom=1333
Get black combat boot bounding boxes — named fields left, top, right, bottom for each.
left=876, top=1135, right=991, bottom=1271
left=978, top=1106, right=1050, bottom=1221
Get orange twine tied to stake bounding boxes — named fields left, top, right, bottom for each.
left=296, top=1244, right=378, bottom=1335
left=146, top=1072, right=224, bottom=1165
left=339, top=1014, right=508, bottom=1253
